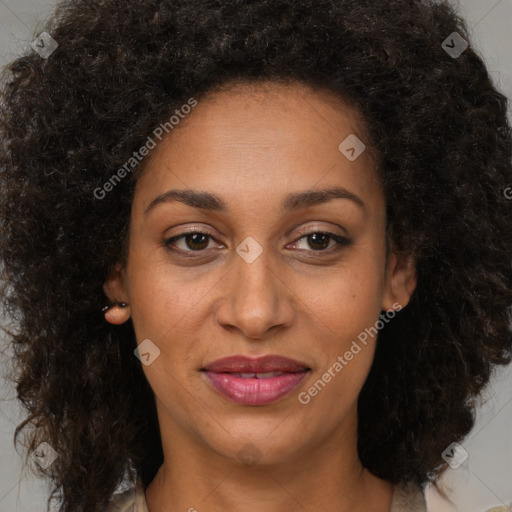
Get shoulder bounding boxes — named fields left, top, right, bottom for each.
left=390, top=482, right=427, bottom=512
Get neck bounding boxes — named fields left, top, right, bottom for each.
left=145, top=411, right=393, bottom=512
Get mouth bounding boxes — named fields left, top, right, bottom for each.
left=200, top=355, right=311, bottom=406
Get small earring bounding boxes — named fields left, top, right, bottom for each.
left=102, top=301, right=130, bottom=325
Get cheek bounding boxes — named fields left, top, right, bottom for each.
left=298, top=250, right=385, bottom=395
left=124, top=256, right=209, bottom=422
left=297, top=277, right=382, bottom=426
left=125, top=249, right=208, bottom=341
left=124, top=250, right=219, bottom=400
left=304, top=255, right=386, bottom=342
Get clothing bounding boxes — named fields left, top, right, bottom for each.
left=106, top=477, right=148, bottom=512
left=106, top=477, right=427, bottom=511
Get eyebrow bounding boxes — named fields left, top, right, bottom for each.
left=144, top=185, right=365, bottom=216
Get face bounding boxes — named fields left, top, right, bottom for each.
left=104, top=81, right=416, bottom=466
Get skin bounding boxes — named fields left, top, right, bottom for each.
left=104, top=81, right=417, bottom=512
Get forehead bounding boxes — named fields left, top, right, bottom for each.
left=133, top=81, right=382, bottom=217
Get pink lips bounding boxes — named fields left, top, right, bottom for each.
left=201, top=355, right=310, bottom=406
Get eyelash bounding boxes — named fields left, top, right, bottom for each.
left=163, top=228, right=351, bottom=257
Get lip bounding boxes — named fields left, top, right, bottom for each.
left=202, top=355, right=310, bottom=373
left=201, top=355, right=311, bottom=405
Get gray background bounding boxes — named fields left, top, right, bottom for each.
left=0, top=1, right=511, bottom=511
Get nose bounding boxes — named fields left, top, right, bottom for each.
left=214, top=244, right=295, bottom=340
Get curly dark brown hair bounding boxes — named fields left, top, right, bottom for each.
left=1, top=0, right=511, bottom=510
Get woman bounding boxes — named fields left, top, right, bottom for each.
left=1, top=0, right=511, bottom=511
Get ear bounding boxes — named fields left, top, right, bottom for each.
left=103, top=261, right=129, bottom=304
left=381, top=251, right=417, bottom=311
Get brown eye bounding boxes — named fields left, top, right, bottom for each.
left=292, top=231, right=351, bottom=252
left=305, top=233, right=331, bottom=250
left=182, top=233, right=210, bottom=250
left=164, top=231, right=220, bottom=254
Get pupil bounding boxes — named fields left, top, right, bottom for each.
left=187, top=233, right=208, bottom=250
left=308, top=233, right=329, bottom=250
